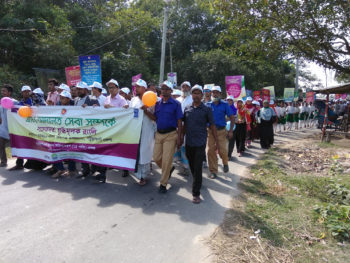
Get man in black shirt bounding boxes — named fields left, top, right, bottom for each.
left=182, top=85, right=219, bottom=204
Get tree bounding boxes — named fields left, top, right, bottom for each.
left=214, top=0, right=350, bottom=75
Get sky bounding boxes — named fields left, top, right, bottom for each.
left=306, top=62, right=340, bottom=88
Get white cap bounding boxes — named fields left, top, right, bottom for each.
left=102, top=88, right=107, bottom=94
left=106, top=79, right=119, bottom=87
left=135, top=79, right=147, bottom=89
left=191, top=84, right=203, bottom=93
left=226, top=96, right=234, bottom=101
left=60, top=90, right=72, bottom=100
left=246, top=96, right=253, bottom=101
left=181, top=81, right=191, bottom=88
left=89, top=81, right=102, bottom=90
left=33, top=88, right=44, bottom=94
left=76, top=81, right=88, bottom=90
left=21, top=85, right=31, bottom=92
left=161, top=80, right=173, bottom=90
left=58, top=83, right=71, bottom=92
left=121, top=87, right=130, bottom=95
left=172, top=89, right=182, bottom=96
left=212, top=86, right=222, bottom=92
left=203, top=84, right=212, bottom=91
left=270, top=100, right=275, bottom=105
left=252, top=100, right=260, bottom=106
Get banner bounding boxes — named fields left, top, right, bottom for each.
left=335, top=94, right=347, bottom=100
left=65, top=65, right=81, bottom=87
left=306, top=92, right=315, bottom=103
left=253, top=91, right=261, bottom=101
left=283, top=88, right=294, bottom=102
left=8, top=107, right=143, bottom=171
left=262, top=89, right=270, bottom=102
left=132, top=74, right=142, bottom=96
left=263, top=86, right=275, bottom=99
left=167, top=72, right=177, bottom=87
left=226, top=75, right=244, bottom=98
left=79, top=55, right=102, bottom=85
left=237, top=87, right=246, bottom=100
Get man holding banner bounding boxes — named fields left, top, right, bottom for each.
left=130, top=79, right=156, bottom=185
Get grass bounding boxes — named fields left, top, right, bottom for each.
left=209, top=146, right=350, bottom=263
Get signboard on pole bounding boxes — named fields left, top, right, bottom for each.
left=167, top=72, right=177, bottom=87
left=283, top=88, right=294, bottom=102
left=226, top=75, right=244, bottom=98
left=79, top=55, right=102, bottom=86
left=262, top=89, right=270, bottom=102
left=306, top=92, right=315, bottom=103
left=65, top=66, right=81, bottom=87
left=253, top=91, right=261, bottom=101
left=263, top=86, right=275, bottom=99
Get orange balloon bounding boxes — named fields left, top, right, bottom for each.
left=142, top=91, right=157, bottom=107
left=18, top=106, right=32, bottom=118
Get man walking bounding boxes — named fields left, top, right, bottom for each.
left=182, top=85, right=218, bottom=203
left=153, top=80, right=183, bottom=193
left=206, top=86, right=234, bottom=179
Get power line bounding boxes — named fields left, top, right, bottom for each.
left=78, top=21, right=150, bottom=56
left=0, top=25, right=95, bottom=32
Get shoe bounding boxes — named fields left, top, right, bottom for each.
left=139, top=178, right=146, bottom=186
left=0, top=163, right=7, bottom=167
left=168, top=166, right=175, bottom=179
left=122, top=170, right=129, bottom=177
left=9, top=165, right=24, bottom=171
left=63, top=170, right=76, bottom=177
left=209, top=173, right=217, bottom=179
left=159, top=185, right=167, bottom=193
left=192, top=196, right=201, bottom=204
left=95, top=174, right=106, bottom=183
left=238, top=152, right=243, bottom=157
left=77, top=171, right=89, bottom=179
left=52, top=170, right=65, bottom=178
left=223, top=165, right=229, bottom=173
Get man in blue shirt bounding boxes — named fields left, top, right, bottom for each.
left=9, top=85, right=33, bottom=171
left=206, top=86, right=235, bottom=179
left=182, top=85, right=218, bottom=203
left=153, top=80, right=183, bottom=193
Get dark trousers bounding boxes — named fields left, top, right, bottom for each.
left=259, top=124, right=274, bottom=149
left=185, top=144, right=206, bottom=197
left=0, top=137, right=9, bottom=164
left=228, top=130, right=236, bottom=157
left=235, top=123, right=246, bottom=153
left=54, top=161, right=76, bottom=171
left=82, top=163, right=106, bottom=175
left=16, top=158, right=24, bottom=167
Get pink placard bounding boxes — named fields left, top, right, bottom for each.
left=65, top=66, right=81, bottom=87
left=306, top=92, right=315, bottom=103
left=132, top=74, right=142, bottom=96
left=253, top=91, right=261, bottom=101
left=226, top=76, right=242, bottom=98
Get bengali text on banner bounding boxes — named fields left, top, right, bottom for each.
left=7, top=107, right=143, bottom=171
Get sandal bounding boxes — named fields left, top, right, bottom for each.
left=192, top=196, right=201, bottom=204
left=139, top=178, right=146, bottom=186
left=209, top=173, right=217, bottom=179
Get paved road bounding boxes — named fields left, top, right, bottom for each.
left=0, top=130, right=315, bottom=263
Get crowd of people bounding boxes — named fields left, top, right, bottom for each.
left=0, top=79, right=338, bottom=204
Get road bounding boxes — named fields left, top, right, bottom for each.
left=0, top=129, right=315, bottom=263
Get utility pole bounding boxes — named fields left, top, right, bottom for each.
left=295, top=58, right=299, bottom=91
left=159, top=7, right=168, bottom=84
